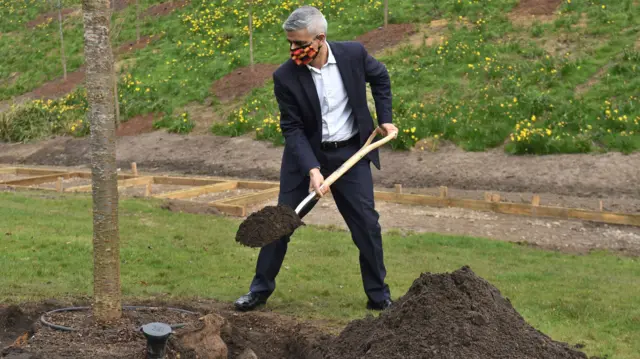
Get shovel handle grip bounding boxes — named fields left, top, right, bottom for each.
left=321, top=127, right=396, bottom=190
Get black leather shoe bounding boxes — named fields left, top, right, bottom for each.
left=366, top=298, right=393, bottom=311
left=234, top=291, right=268, bottom=311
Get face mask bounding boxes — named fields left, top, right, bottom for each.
left=290, top=40, right=322, bottom=66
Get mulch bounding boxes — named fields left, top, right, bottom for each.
left=511, top=0, right=564, bottom=16
left=355, top=23, right=417, bottom=54
left=142, top=0, right=190, bottom=18
left=26, top=8, right=76, bottom=29
left=116, top=113, right=162, bottom=137
left=115, top=34, right=162, bottom=55
left=28, top=67, right=86, bottom=101
left=210, top=63, right=279, bottom=103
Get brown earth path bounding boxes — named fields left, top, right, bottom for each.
left=2, top=131, right=640, bottom=256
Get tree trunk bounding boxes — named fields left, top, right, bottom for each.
left=136, top=0, right=140, bottom=42
left=384, top=0, right=388, bottom=27
left=57, top=0, right=67, bottom=80
left=248, top=2, right=254, bottom=72
left=82, top=0, right=122, bottom=324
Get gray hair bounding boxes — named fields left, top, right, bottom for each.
left=282, top=6, right=328, bottom=36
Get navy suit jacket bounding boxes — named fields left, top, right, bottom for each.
left=273, top=40, right=393, bottom=192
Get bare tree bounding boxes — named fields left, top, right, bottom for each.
left=136, top=0, right=140, bottom=42
left=248, top=0, right=254, bottom=72
left=82, top=0, right=122, bottom=324
left=384, top=0, right=388, bottom=27
left=57, top=0, right=67, bottom=80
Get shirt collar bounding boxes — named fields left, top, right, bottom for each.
left=307, top=42, right=335, bottom=73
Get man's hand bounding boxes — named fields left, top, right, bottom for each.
left=309, top=168, right=328, bottom=197
left=379, top=123, right=399, bottom=138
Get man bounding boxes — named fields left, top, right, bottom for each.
left=234, top=5, right=398, bottom=312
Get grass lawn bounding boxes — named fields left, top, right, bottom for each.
left=0, top=190, right=639, bottom=358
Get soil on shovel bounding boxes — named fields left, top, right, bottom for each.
left=325, top=266, right=591, bottom=359
left=236, top=205, right=304, bottom=248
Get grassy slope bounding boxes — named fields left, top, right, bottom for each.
left=0, top=0, right=638, bottom=152
left=1, top=190, right=639, bottom=358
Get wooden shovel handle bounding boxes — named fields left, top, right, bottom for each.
left=321, top=127, right=396, bottom=190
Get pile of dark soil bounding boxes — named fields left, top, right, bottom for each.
left=236, top=205, right=304, bottom=248
left=325, top=266, right=592, bottom=359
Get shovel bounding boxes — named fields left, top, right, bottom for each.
left=235, top=127, right=397, bottom=248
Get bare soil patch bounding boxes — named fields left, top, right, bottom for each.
left=355, top=23, right=417, bottom=55
left=508, top=0, right=562, bottom=26
left=119, top=184, right=192, bottom=197
left=113, top=0, right=135, bottom=11
left=115, top=35, right=161, bottom=55
left=116, top=113, right=162, bottom=137
left=26, top=8, right=76, bottom=29
left=142, top=0, right=190, bottom=18
left=187, top=188, right=259, bottom=203
left=28, top=67, right=85, bottom=101
left=511, top=0, right=563, bottom=16
left=210, top=64, right=279, bottom=103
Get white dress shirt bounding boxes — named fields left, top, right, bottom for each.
left=307, top=43, right=358, bottom=142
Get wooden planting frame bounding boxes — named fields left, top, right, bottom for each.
left=1, top=164, right=639, bottom=227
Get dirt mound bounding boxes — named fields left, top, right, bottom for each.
left=28, top=67, right=85, bottom=101
left=210, top=64, right=279, bottom=103
left=326, top=266, right=590, bottom=359
left=160, top=199, right=222, bottom=215
left=236, top=205, right=304, bottom=248
left=26, top=8, right=76, bottom=29
left=355, top=24, right=417, bottom=55
left=116, top=113, right=161, bottom=137
left=143, top=0, right=190, bottom=18
left=511, top=0, right=563, bottom=16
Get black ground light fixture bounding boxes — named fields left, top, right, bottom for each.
left=141, top=322, right=173, bottom=359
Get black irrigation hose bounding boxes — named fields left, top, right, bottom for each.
left=40, top=305, right=200, bottom=332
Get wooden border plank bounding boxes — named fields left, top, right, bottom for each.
left=0, top=167, right=17, bottom=174
left=236, top=181, right=279, bottom=190
left=153, top=181, right=238, bottom=199
left=67, top=176, right=154, bottom=192
left=152, top=176, right=226, bottom=186
left=375, top=191, right=640, bottom=227
left=14, top=168, right=67, bottom=176
left=218, top=187, right=280, bottom=206
left=210, top=203, right=246, bottom=217
left=3, top=172, right=80, bottom=186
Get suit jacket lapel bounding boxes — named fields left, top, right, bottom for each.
left=297, top=66, right=322, bottom=128
left=330, top=42, right=356, bottom=108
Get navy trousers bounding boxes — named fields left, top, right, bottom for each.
left=249, top=141, right=391, bottom=303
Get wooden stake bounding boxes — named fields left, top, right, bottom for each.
left=144, top=182, right=152, bottom=197
left=56, top=177, right=63, bottom=192
left=131, top=162, right=138, bottom=176
left=394, top=184, right=403, bottom=194
left=485, top=192, right=500, bottom=203
left=439, top=186, right=448, bottom=198
left=383, top=0, right=388, bottom=27
left=531, top=195, right=540, bottom=207
left=599, top=200, right=604, bottom=212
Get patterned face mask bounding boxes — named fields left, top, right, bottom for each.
left=290, top=39, right=321, bottom=66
